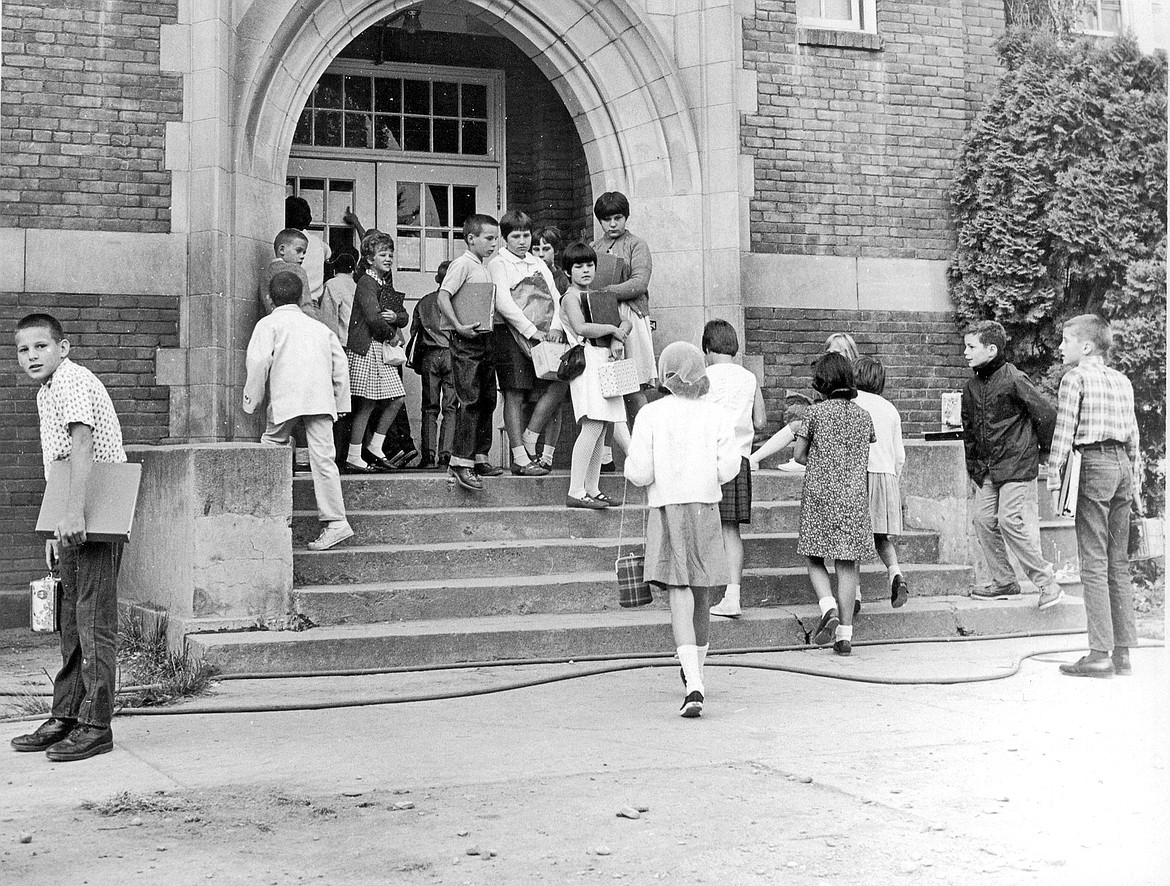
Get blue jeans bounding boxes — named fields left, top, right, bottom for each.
left=52, top=540, right=122, bottom=728
left=1075, top=446, right=1137, bottom=653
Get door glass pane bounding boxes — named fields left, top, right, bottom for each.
left=433, top=118, right=459, bottom=154
left=327, top=180, right=353, bottom=225
left=426, top=234, right=449, bottom=272
left=453, top=186, right=476, bottom=228
left=403, top=117, right=429, bottom=152
left=376, top=116, right=402, bottom=151
left=433, top=81, right=459, bottom=117
left=315, top=74, right=343, bottom=109
left=344, top=76, right=372, bottom=111
left=461, top=120, right=488, bottom=155
left=427, top=184, right=450, bottom=228
left=299, top=179, right=325, bottom=224
left=315, top=111, right=342, bottom=147
left=461, top=83, right=487, bottom=118
left=397, top=230, right=421, bottom=271
left=397, top=182, right=422, bottom=226
left=345, top=113, right=372, bottom=149
left=404, top=79, right=430, bottom=115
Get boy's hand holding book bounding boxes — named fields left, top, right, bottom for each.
left=454, top=321, right=481, bottom=339
left=380, top=309, right=398, bottom=323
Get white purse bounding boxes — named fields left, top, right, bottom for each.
left=381, top=343, right=408, bottom=367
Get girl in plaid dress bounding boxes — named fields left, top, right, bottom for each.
left=795, top=352, right=875, bottom=656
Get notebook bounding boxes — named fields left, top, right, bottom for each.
left=1055, top=450, right=1081, bottom=518
left=585, top=290, right=622, bottom=328
left=591, top=253, right=628, bottom=291
left=36, top=460, right=143, bottom=543
left=451, top=282, right=495, bottom=330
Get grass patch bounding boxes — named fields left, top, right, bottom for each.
left=5, top=690, right=52, bottom=718
left=117, top=611, right=218, bottom=707
left=81, top=790, right=196, bottom=817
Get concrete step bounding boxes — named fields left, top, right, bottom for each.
left=291, top=500, right=803, bottom=546
left=294, top=469, right=805, bottom=510
left=185, top=595, right=1087, bottom=675
left=291, top=563, right=976, bottom=625
left=292, top=531, right=942, bottom=586
left=1040, top=519, right=1078, bottom=571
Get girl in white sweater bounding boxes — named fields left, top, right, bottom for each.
left=625, top=342, right=740, bottom=717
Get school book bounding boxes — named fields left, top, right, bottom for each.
left=585, top=290, right=622, bottom=328
left=591, top=253, right=628, bottom=291
left=1055, top=450, right=1081, bottom=519
left=35, top=460, right=143, bottom=543
left=451, top=281, right=495, bottom=331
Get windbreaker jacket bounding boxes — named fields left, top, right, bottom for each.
left=961, top=355, right=1057, bottom=485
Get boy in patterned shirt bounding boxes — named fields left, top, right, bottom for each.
left=11, top=313, right=127, bottom=761
left=1047, top=314, right=1142, bottom=678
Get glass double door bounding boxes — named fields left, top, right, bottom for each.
left=286, top=158, right=499, bottom=299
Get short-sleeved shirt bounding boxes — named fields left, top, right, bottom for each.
left=37, top=358, right=126, bottom=479
left=438, top=250, right=493, bottom=331
left=703, top=362, right=758, bottom=458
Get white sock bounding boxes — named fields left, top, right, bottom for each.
left=677, top=645, right=704, bottom=695
left=541, top=444, right=555, bottom=462
left=347, top=444, right=365, bottom=465
left=819, top=596, right=836, bottom=616
left=522, top=428, right=540, bottom=456
left=512, top=445, right=531, bottom=465
left=697, top=643, right=709, bottom=673
left=601, top=446, right=614, bottom=465
left=835, top=624, right=853, bottom=641
left=369, top=432, right=387, bottom=457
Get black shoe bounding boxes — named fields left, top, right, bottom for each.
left=45, top=724, right=113, bottom=762
left=417, top=455, right=437, bottom=470
left=11, top=717, right=75, bottom=752
left=437, top=454, right=451, bottom=469
left=813, top=608, right=839, bottom=646
left=853, top=598, right=862, bottom=617
left=511, top=460, right=550, bottom=476
left=361, top=450, right=398, bottom=472
left=891, top=575, right=909, bottom=608
left=679, top=690, right=704, bottom=718
left=1112, top=647, right=1132, bottom=675
left=448, top=466, right=483, bottom=491
left=1059, top=654, right=1114, bottom=678
left=834, top=639, right=852, bottom=656
left=971, top=585, right=1022, bottom=600
left=599, top=461, right=616, bottom=473
left=341, top=460, right=377, bottom=474
left=473, top=462, right=504, bottom=477
left=388, top=448, right=420, bottom=469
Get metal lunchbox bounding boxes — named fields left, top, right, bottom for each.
left=30, top=573, right=62, bottom=633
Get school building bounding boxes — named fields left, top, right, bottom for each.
left=1, top=0, right=1164, bottom=593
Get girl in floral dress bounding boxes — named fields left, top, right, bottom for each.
left=794, top=352, right=875, bottom=655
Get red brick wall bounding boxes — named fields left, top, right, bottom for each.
left=1, top=294, right=179, bottom=589
left=741, top=0, right=1005, bottom=260
left=0, top=0, right=182, bottom=231
left=745, top=308, right=970, bottom=439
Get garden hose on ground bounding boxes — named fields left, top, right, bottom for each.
left=2, top=629, right=1160, bottom=722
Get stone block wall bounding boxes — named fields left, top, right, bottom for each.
left=744, top=307, right=970, bottom=438
left=0, top=0, right=182, bottom=231
left=0, top=292, right=179, bottom=589
left=741, top=0, right=1005, bottom=260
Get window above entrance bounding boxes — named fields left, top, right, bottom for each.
left=293, top=61, right=501, bottom=162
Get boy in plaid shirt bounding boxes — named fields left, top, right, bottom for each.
left=1047, top=315, right=1141, bottom=678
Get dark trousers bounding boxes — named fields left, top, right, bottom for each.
left=450, top=333, right=497, bottom=466
left=1076, top=446, right=1138, bottom=653
left=52, top=540, right=122, bottom=728
left=420, top=346, right=457, bottom=460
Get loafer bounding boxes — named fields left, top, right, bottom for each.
left=679, top=690, right=704, bottom=718
left=45, top=724, right=113, bottom=762
left=971, top=585, right=1021, bottom=600
left=1037, top=586, right=1064, bottom=610
left=511, top=460, right=550, bottom=476
left=448, top=466, right=483, bottom=491
left=566, top=494, right=607, bottom=510
left=813, top=608, right=839, bottom=646
left=833, top=639, right=852, bottom=656
left=11, top=717, right=75, bottom=752
left=1059, top=654, right=1114, bottom=678
left=1112, top=647, right=1132, bottom=675
left=473, top=463, right=504, bottom=477
left=891, top=575, right=909, bottom=608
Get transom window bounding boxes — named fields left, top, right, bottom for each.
left=1078, top=0, right=1123, bottom=35
left=294, top=63, right=496, bottom=158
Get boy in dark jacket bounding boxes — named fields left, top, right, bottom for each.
left=961, top=320, right=1062, bottom=609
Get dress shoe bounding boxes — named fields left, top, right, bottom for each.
left=361, top=450, right=398, bottom=472
left=599, top=461, right=616, bottom=473
left=813, top=608, right=839, bottom=646
left=536, top=456, right=554, bottom=470
left=473, top=462, right=504, bottom=477
left=437, top=453, right=451, bottom=469
left=511, top=460, right=550, bottom=476
left=11, top=717, right=75, bottom=752
left=971, top=584, right=1021, bottom=600
left=891, top=575, right=909, bottom=608
left=341, top=460, right=376, bottom=474
left=566, top=493, right=607, bottom=510
left=45, top=724, right=114, bottom=762
left=1037, top=585, right=1064, bottom=610
left=1112, top=647, right=1132, bottom=675
left=833, top=639, right=852, bottom=656
left=1059, top=653, right=1114, bottom=678
left=448, top=466, right=483, bottom=491
left=587, top=492, right=618, bottom=507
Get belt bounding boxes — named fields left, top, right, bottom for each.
left=1077, top=440, right=1124, bottom=452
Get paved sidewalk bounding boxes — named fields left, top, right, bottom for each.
left=1, top=637, right=1167, bottom=885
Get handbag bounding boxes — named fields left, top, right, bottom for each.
left=556, top=343, right=586, bottom=381
left=596, top=358, right=640, bottom=399
left=615, top=479, right=652, bottom=608
left=532, top=340, right=569, bottom=380
left=382, top=343, right=408, bottom=366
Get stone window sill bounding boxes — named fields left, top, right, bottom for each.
left=797, top=26, right=883, bottom=52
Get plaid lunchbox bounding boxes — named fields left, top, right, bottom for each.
left=616, top=552, right=653, bottom=608
left=531, top=340, right=569, bottom=380
left=596, top=358, right=640, bottom=399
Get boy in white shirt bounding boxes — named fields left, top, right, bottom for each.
left=701, top=320, right=767, bottom=618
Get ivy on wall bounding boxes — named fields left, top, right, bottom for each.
left=949, top=27, right=1167, bottom=509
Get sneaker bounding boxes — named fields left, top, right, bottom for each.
left=777, top=460, right=805, bottom=473
left=448, top=466, right=483, bottom=491
left=813, top=608, right=839, bottom=646
left=473, top=462, right=504, bottom=477
left=833, top=639, right=852, bottom=656
left=971, top=585, right=1021, bottom=600
left=1037, top=586, right=1064, bottom=610
left=891, top=575, right=909, bottom=608
left=307, top=521, right=354, bottom=551
left=565, top=493, right=607, bottom=510
left=44, top=724, right=113, bottom=762
left=11, top=717, right=75, bottom=752
left=1112, top=647, right=1132, bottom=675
left=710, top=598, right=742, bottom=618
left=511, top=460, right=550, bottom=476
left=679, top=690, right=704, bottom=718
